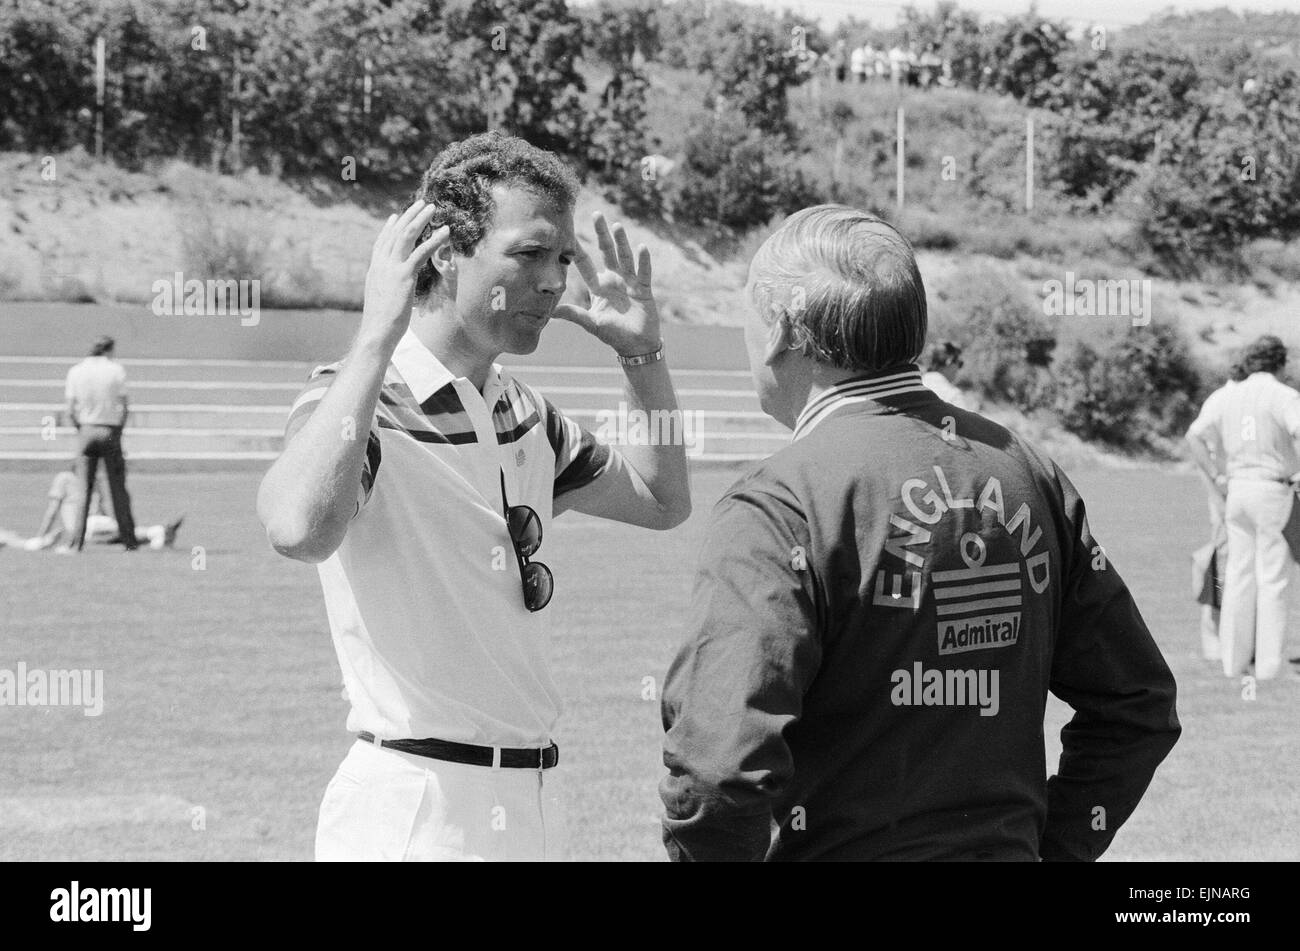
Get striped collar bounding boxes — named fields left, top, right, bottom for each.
left=391, top=327, right=506, bottom=408
left=792, top=364, right=930, bottom=441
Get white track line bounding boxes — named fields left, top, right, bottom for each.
left=0, top=427, right=283, bottom=437
left=508, top=365, right=752, bottom=378
left=0, top=452, right=777, bottom=463
left=0, top=380, right=759, bottom=398
left=1, top=427, right=785, bottom=440
left=0, top=451, right=282, bottom=460
left=0, top=378, right=301, bottom=390
left=1, top=405, right=779, bottom=422
left=0, top=402, right=286, bottom=413
left=0, top=356, right=314, bottom=368
left=0, top=357, right=753, bottom=378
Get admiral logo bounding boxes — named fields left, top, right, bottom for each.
left=875, top=466, right=1052, bottom=661
left=933, top=561, right=1023, bottom=655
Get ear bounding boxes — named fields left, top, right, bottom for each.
left=763, top=310, right=796, bottom=368
left=428, top=233, right=457, bottom=285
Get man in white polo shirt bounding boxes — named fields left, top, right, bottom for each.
left=257, top=132, right=691, bottom=861
left=1186, top=335, right=1300, bottom=681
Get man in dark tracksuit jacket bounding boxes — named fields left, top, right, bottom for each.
left=660, top=206, right=1180, bottom=862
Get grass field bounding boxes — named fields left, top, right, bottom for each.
left=0, top=462, right=1296, bottom=862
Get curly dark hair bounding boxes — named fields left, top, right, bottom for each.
left=411, top=132, right=581, bottom=301
left=1241, top=335, right=1288, bottom=376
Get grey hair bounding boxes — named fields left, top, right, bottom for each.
left=745, top=204, right=927, bottom=372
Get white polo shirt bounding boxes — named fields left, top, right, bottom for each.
left=1189, top=372, right=1300, bottom=482
left=284, top=328, right=614, bottom=747
left=65, top=356, right=128, bottom=426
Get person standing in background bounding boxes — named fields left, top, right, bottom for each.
left=921, top=340, right=971, bottom=410
left=1186, top=361, right=1246, bottom=662
left=1186, top=335, right=1300, bottom=681
left=64, top=335, right=139, bottom=552
left=830, top=40, right=848, bottom=84
left=850, top=42, right=867, bottom=84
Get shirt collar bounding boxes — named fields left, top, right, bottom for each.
left=793, top=364, right=930, bottom=441
left=391, top=325, right=506, bottom=406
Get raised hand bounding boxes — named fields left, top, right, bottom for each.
left=359, top=200, right=447, bottom=351
left=554, top=212, right=661, bottom=357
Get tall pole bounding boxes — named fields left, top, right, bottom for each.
left=231, top=53, right=242, bottom=172
left=94, top=36, right=105, bottom=161
left=363, top=56, right=373, bottom=171
left=896, top=106, right=905, bottom=212
left=1025, top=115, right=1035, bottom=212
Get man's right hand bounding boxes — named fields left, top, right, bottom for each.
left=359, top=200, right=447, bottom=351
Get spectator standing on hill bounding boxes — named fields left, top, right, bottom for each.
left=919, top=45, right=943, bottom=90
left=1186, top=335, right=1300, bottom=681
left=64, top=336, right=139, bottom=552
left=831, top=40, right=848, bottom=84
left=850, top=43, right=867, bottom=84
left=888, top=44, right=907, bottom=87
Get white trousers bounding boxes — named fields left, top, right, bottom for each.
left=315, top=739, right=567, bottom=861
left=1220, top=480, right=1293, bottom=680
left=1201, top=483, right=1228, bottom=661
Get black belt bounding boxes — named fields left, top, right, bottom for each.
left=357, top=731, right=559, bottom=769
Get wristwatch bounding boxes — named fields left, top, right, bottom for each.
left=617, top=341, right=664, bottom=367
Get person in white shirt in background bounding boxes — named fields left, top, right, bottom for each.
left=1186, top=335, right=1300, bottom=681
left=921, top=340, right=970, bottom=410
left=64, top=335, right=140, bottom=551
left=888, top=44, right=906, bottom=86
left=850, top=43, right=867, bottom=84
left=1186, top=361, right=1246, bottom=661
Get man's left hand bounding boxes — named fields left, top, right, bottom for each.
left=554, top=211, right=660, bottom=357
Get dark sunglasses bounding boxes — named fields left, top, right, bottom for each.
left=500, top=471, right=553, bottom=612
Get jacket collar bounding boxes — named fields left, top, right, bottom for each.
left=793, top=364, right=931, bottom=441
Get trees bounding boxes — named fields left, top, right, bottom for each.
left=978, top=11, right=1069, bottom=103
left=1039, top=43, right=1201, bottom=206
left=1135, top=71, right=1300, bottom=273
left=666, top=112, right=819, bottom=233
left=447, top=0, right=589, bottom=163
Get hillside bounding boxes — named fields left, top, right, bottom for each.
left=5, top=145, right=1300, bottom=378
left=0, top=148, right=749, bottom=326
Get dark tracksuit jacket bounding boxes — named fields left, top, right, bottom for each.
left=660, top=366, right=1181, bottom=861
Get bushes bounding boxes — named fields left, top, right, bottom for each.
left=666, top=113, right=822, bottom=232
left=927, top=261, right=1205, bottom=449
left=1051, top=320, right=1203, bottom=448
left=927, top=264, right=1055, bottom=411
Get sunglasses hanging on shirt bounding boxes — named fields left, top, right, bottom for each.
left=499, top=469, right=553, bottom=612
